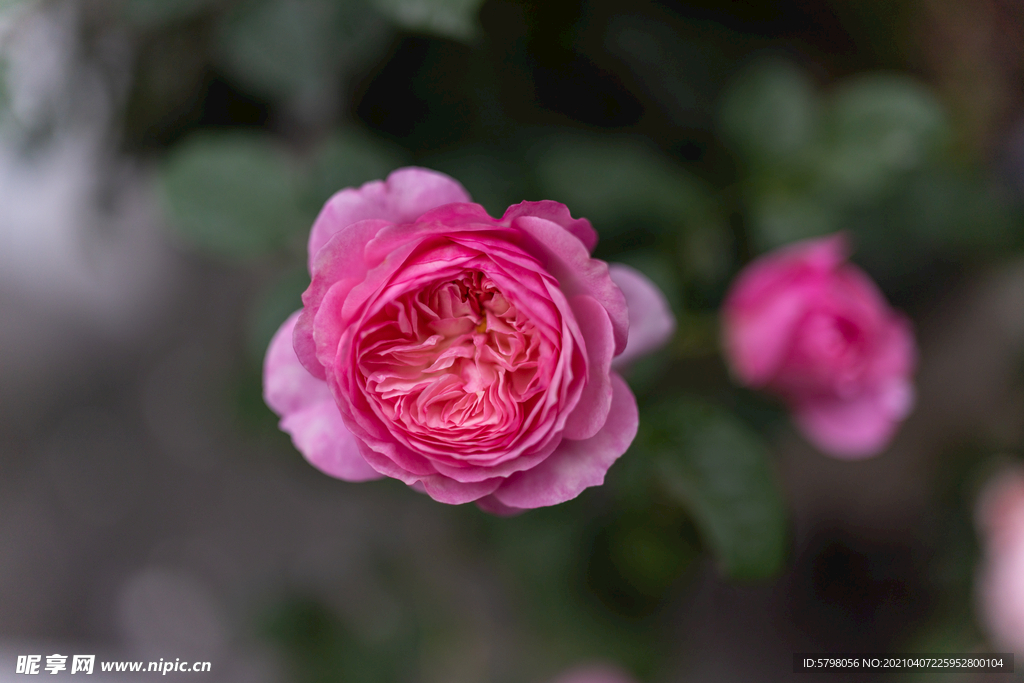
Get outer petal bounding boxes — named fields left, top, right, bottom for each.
left=608, top=264, right=676, bottom=369
left=792, top=376, right=914, bottom=459
left=295, top=219, right=393, bottom=380
left=492, top=373, right=638, bottom=508
left=264, top=310, right=332, bottom=415
left=513, top=214, right=629, bottom=355
left=263, top=311, right=381, bottom=481
left=418, top=473, right=503, bottom=505
left=502, top=200, right=598, bottom=253
left=562, top=294, right=615, bottom=441
left=475, top=495, right=526, bottom=516
left=307, top=167, right=471, bottom=269
left=281, top=401, right=382, bottom=482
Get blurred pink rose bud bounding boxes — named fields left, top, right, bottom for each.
left=548, top=663, right=639, bottom=683
left=264, top=168, right=675, bottom=512
left=721, top=233, right=915, bottom=458
left=975, top=467, right=1024, bottom=652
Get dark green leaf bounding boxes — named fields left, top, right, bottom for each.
left=161, top=133, right=306, bottom=260
left=215, top=0, right=382, bottom=104
left=216, top=0, right=334, bottom=100
left=644, top=398, right=787, bottom=580
left=719, top=58, right=818, bottom=166
left=820, top=74, right=949, bottom=200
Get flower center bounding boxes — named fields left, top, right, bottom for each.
left=356, top=271, right=552, bottom=453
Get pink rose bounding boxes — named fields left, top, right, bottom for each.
left=721, top=234, right=915, bottom=458
left=263, top=168, right=674, bottom=511
left=547, top=663, right=638, bottom=683
left=975, top=468, right=1024, bottom=652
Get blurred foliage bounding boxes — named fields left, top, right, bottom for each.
left=719, top=57, right=1018, bottom=270
left=642, top=398, right=787, bottom=581
left=215, top=0, right=386, bottom=112
left=263, top=595, right=418, bottom=683
left=160, top=132, right=309, bottom=260
left=370, top=0, right=486, bottom=41
left=122, top=0, right=219, bottom=27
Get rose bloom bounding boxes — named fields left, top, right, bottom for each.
left=264, top=168, right=674, bottom=512
left=721, top=234, right=915, bottom=458
left=975, top=467, right=1024, bottom=653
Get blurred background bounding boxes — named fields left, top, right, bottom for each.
left=1, top=0, right=1023, bottom=681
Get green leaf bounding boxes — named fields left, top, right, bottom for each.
left=216, top=0, right=333, bottom=100
left=535, top=135, right=719, bottom=236
left=820, top=74, right=949, bottom=200
left=369, top=0, right=485, bottom=41
left=215, top=0, right=381, bottom=103
left=643, top=398, right=788, bottom=580
left=719, top=58, right=819, bottom=167
left=160, top=133, right=306, bottom=260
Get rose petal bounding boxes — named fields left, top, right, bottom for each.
left=264, top=310, right=382, bottom=482
left=722, top=233, right=850, bottom=386
left=608, top=264, right=676, bottom=369
left=562, top=294, right=615, bottom=441
left=793, top=376, right=914, bottom=459
left=512, top=214, right=629, bottom=355
left=307, top=167, right=471, bottom=269
left=264, top=310, right=332, bottom=415
left=418, top=472, right=503, bottom=505
left=493, top=372, right=638, bottom=508
left=502, top=200, right=598, bottom=253
left=296, top=219, right=393, bottom=380
left=280, top=399, right=383, bottom=481
left=474, top=494, right=525, bottom=516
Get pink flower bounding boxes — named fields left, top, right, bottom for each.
left=721, top=234, right=915, bottom=458
left=548, top=663, right=638, bottom=683
left=975, top=467, right=1024, bottom=653
left=264, top=168, right=674, bottom=511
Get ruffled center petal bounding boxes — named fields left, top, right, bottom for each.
left=356, top=268, right=559, bottom=465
